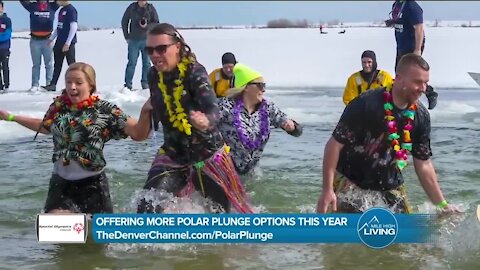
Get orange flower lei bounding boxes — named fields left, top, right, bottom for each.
left=43, top=93, right=99, bottom=127
left=384, top=85, right=416, bottom=171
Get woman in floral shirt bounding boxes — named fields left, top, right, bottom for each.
left=0, top=62, right=152, bottom=214
left=137, top=23, right=252, bottom=214
left=218, top=63, right=303, bottom=177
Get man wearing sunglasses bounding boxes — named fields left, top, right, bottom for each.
left=121, top=0, right=158, bottom=91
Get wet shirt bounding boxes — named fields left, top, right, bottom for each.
left=332, top=88, right=431, bottom=191
left=149, top=61, right=225, bottom=165
left=392, top=0, right=424, bottom=52
left=218, top=97, right=301, bottom=175
left=44, top=99, right=128, bottom=172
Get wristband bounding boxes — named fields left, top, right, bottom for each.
left=437, top=200, right=448, bottom=209
left=7, top=114, right=14, bottom=121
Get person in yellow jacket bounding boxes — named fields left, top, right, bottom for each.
left=343, top=50, right=394, bottom=105
left=209, top=52, right=236, bottom=97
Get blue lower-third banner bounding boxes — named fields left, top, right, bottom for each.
left=91, top=208, right=437, bottom=248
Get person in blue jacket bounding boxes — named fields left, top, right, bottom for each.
left=20, top=0, right=60, bottom=92
left=0, top=1, right=11, bottom=93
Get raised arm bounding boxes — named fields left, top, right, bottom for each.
left=19, top=0, right=33, bottom=12
left=0, top=110, right=50, bottom=134
left=49, top=1, right=60, bottom=11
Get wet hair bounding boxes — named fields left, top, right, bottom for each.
left=65, top=62, right=97, bottom=94
left=147, top=23, right=196, bottom=62
left=396, top=53, right=430, bottom=75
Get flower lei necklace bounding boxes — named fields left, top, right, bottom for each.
left=383, top=85, right=417, bottom=170
left=158, top=57, right=193, bottom=135
left=43, top=93, right=99, bottom=128
left=232, top=98, right=270, bottom=150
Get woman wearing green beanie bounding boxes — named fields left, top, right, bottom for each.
left=218, top=63, right=303, bottom=178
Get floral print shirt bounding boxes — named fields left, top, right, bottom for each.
left=332, top=88, right=432, bottom=191
left=43, top=99, right=129, bottom=172
left=149, top=61, right=225, bottom=165
left=218, top=97, right=303, bottom=175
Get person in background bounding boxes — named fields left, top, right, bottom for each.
left=385, top=0, right=438, bottom=110
left=44, top=0, right=77, bottom=92
left=209, top=52, right=236, bottom=97
left=342, top=50, right=393, bottom=105
left=0, top=1, right=11, bottom=93
left=20, top=0, right=59, bottom=92
left=121, top=0, right=159, bottom=91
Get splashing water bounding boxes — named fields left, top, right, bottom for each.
left=336, top=184, right=395, bottom=212
left=126, top=189, right=219, bottom=214
left=106, top=188, right=265, bottom=253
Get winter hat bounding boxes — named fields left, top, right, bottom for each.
left=221, top=52, right=237, bottom=65
left=226, top=63, right=263, bottom=97
left=361, top=50, right=376, bottom=61
left=361, top=50, right=378, bottom=71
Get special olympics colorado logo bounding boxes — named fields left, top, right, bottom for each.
left=73, top=223, right=84, bottom=234
left=357, top=207, right=398, bottom=249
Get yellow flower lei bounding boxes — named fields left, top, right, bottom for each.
left=158, top=57, right=193, bottom=135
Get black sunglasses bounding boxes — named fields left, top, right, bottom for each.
left=145, top=43, right=176, bottom=55
left=248, top=82, right=266, bottom=90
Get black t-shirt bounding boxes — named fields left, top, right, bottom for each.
left=332, top=88, right=432, bottom=191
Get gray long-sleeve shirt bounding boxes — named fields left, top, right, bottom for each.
left=121, top=2, right=159, bottom=41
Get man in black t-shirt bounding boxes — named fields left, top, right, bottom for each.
left=316, top=54, right=459, bottom=214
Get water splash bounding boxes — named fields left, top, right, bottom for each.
left=126, top=189, right=217, bottom=214
left=335, top=184, right=395, bottom=212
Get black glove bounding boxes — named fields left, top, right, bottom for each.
left=425, top=85, right=438, bottom=110
left=385, top=19, right=394, bottom=27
